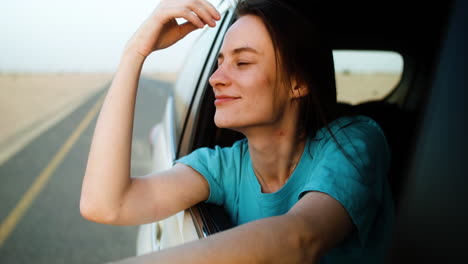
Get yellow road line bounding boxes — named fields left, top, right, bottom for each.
left=0, top=93, right=105, bottom=248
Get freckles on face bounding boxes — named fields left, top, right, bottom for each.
left=211, top=15, right=286, bottom=129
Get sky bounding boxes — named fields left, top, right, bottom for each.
left=0, top=0, right=402, bottom=74
left=0, top=0, right=203, bottom=73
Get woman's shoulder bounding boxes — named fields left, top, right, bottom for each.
left=175, top=138, right=248, bottom=176
left=310, top=115, right=391, bottom=163
left=332, top=115, right=384, bottom=133
left=315, top=115, right=387, bottom=143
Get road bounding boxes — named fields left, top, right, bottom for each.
left=0, top=77, right=171, bottom=263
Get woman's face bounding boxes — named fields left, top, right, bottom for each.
left=209, top=15, right=292, bottom=132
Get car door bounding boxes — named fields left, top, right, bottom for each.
left=136, top=1, right=234, bottom=255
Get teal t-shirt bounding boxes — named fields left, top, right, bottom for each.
left=176, top=115, right=395, bottom=263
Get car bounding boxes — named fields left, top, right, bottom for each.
left=136, top=0, right=468, bottom=262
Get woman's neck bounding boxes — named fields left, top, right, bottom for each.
left=245, top=127, right=307, bottom=193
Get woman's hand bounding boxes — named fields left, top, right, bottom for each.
left=126, top=0, right=221, bottom=58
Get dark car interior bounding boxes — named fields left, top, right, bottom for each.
left=191, top=1, right=452, bottom=208
left=185, top=0, right=468, bottom=262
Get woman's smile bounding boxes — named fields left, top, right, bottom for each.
left=214, top=95, right=241, bottom=106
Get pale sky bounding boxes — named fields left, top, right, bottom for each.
left=1, top=0, right=402, bottom=73
left=0, top=0, right=204, bottom=73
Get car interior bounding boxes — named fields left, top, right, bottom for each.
left=184, top=0, right=455, bottom=246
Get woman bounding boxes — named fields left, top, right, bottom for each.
left=80, top=0, right=394, bottom=263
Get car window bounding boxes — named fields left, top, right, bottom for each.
left=333, top=50, right=403, bottom=105
left=173, top=24, right=223, bottom=137
left=173, top=0, right=226, bottom=134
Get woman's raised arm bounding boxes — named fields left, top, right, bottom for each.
left=80, top=0, right=220, bottom=225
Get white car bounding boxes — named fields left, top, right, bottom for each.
left=137, top=0, right=468, bottom=262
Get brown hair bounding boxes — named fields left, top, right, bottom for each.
left=235, top=0, right=337, bottom=139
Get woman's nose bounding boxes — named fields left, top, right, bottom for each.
left=209, top=66, right=231, bottom=89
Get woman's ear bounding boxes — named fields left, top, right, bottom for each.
left=290, top=79, right=309, bottom=99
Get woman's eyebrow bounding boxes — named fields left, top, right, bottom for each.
left=218, top=47, right=260, bottom=60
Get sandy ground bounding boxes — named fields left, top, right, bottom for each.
left=0, top=71, right=396, bottom=164
left=336, top=72, right=400, bottom=105
left=1, top=73, right=110, bottom=140
left=0, top=72, right=177, bottom=165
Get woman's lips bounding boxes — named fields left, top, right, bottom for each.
left=214, top=96, right=240, bottom=106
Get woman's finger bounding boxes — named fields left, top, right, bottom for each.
left=187, top=1, right=219, bottom=27
left=196, top=0, right=221, bottom=21
left=181, top=8, right=206, bottom=28
left=155, top=0, right=220, bottom=28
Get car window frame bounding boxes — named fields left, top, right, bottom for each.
left=177, top=8, right=235, bottom=158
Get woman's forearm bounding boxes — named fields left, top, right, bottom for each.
left=110, top=214, right=320, bottom=264
left=80, top=50, right=146, bottom=223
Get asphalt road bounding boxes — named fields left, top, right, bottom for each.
left=0, top=77, right=171, bottom=263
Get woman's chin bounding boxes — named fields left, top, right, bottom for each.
left=214, top=115, right=238, bottom=129
left=214, top=119, right=232, bottom=129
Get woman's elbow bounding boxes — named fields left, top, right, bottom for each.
left=79, top=196, right=119, bottom=225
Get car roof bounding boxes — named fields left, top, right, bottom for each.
left=303, top=1, right=453, bottom=52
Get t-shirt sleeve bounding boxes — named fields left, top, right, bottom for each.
left=174, top=140, right=244, bottom=206
left=300, top=119, right=391, bottom=249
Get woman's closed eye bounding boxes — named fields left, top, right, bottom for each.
left=236, top=61, right=251, bottom=67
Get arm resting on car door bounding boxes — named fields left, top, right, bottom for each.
left=108, top=191, right=353, bottom=264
